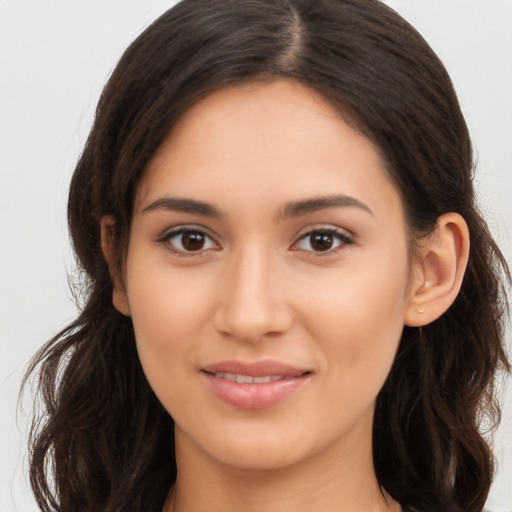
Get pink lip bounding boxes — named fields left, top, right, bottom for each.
left=201, top=359, right=311, bottom=410
left=202, top=359, right=308, bottom=377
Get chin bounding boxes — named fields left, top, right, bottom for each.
left=212, top=443, right=308, bottom=471
left=176, top=419, right=315, bottom=471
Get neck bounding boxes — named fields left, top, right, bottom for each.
left=165, top=422, right=400, bottom=512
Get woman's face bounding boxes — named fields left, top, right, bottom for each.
left=118, top=80, right=419, bottom=471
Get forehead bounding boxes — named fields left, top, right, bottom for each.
left=136, top=79, right=402, bottom=222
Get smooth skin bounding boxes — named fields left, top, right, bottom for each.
left=101, top=80, right=469, bottom=512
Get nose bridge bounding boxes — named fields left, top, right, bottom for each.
left=215, top=239, right=290, bottom=342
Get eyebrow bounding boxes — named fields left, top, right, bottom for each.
left=281, top=195, right=373, bottom=218
left=142, top=196, right=223, bottom=217
left=141, top=194, right=373, bottom=219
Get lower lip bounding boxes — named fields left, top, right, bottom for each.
left=201, top=372, right=310, bottom=410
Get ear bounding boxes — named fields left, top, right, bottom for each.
left=405, top=213, right=470, bottom=327
left=100, top=215, right=131, bottom=316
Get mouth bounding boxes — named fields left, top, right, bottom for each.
left=200, top=360, right=311, bottom=409
left=207, top=372, right=292, bottom=384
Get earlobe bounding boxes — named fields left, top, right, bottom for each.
left=100, top=216, right=131, bottom=316
left=404, top=213, right=470, bottom=327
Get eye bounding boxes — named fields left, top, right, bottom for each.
left=292, top=228, right=353, bottom=254
left=157, top=227, right=219, bottom=255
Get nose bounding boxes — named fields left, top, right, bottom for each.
left=213, top=245, right=293, bottom=343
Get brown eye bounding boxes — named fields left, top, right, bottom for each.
left=181, top=231, right=206, bottom=251
left=158, top=228, right=218, bottom=255
left=293, top=229, right=353, bottom=254
left=310, top=232, right=334, bottom=251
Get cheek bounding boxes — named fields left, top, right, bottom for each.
left=126, top=241, right=215, bottom=339
left=124, top=255, right=215, bottom=397
left=303, top=250, right=409, bottom=395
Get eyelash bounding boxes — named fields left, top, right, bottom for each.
left=292, top=228, right=354, bottom=256
left=156, top=226, right=354, bottom=257
left=156, top=226, right=219, bottom=257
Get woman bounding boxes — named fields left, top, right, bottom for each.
left=25, top=1, right=510, bottom=511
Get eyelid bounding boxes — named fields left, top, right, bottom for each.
left=156, top=223, right=211, bottom=241
left=290, top=225, right=354, bottom=255
left=156, top=224, right=221, bottom=256
left=155, top=223, right=353, bottom=257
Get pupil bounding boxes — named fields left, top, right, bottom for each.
left=182, top=232, right=205, bottom=251
left=311, top=232, right=333, bottom=251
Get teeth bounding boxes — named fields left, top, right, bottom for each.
left=213, top=372, right=285, bottom=383
left=253, top=376, right=272, bottom=383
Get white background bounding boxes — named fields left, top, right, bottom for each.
left=1, top=1, right=511, bottom=511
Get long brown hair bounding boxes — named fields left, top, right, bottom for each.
left=25, top=1, right=510, bottom=511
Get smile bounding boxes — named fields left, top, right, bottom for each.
left=200, top=360, right=311, bottom=410
left=210, top=373, right=286, bottom=384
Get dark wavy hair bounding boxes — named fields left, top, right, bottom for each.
left=24, top=1, right=510, bottom=511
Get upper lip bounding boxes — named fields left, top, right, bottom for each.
left=201, top=359, right=310, bottom=377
